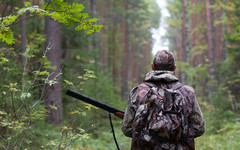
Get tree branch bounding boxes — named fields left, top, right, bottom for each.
left=6, top=14, right=37, bottom=27
left=1, top=2, right=9, bottom=23
left=44, top=0, right=52, bottom=11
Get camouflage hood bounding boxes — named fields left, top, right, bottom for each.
left=144, top=71, right=178, bottom=82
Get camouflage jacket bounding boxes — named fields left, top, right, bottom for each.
left=122, top=71, right=205, bottom=150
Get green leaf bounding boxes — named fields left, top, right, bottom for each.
left=46, top=80, right=58, bottom=86
left=24, top=2, right=31, bottom=7
left=21, top=93, right=32, bottom=99
left=3, top=15, right=17, bottom=24
left=49, top=105, right=57, bottom=110
left=0, top=27, right=15, bottom=44
left=64, top=79, right=73, bottom=85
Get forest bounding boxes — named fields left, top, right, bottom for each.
left=0, top=0, right=240, bottom=149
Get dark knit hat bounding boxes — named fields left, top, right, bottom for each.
left=153, top=50, right=175, bottom=71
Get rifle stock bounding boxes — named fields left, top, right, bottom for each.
left=66, top=89, right=125, bottom=119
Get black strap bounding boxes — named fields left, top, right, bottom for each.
left=109, top=113, right=120, bottom=150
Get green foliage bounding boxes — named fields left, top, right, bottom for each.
left=196, top=113, right=240, bottom=150
left=0, top=0, right=102, bottom=45
left=176, top=61, right=209, bottom=87
left=82, top=123, right=131, bottom=150
left=0, top=26, right=15, bottom=44
left=0, top=24, right=96, bottom=148
left=0, top=4, right=48, bottom=44
left=165, top=1, right=240, bottom=150
left=43, top=1, right=102, bottom=34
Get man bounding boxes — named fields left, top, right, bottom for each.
left=122, top=50, right=205, bottom=150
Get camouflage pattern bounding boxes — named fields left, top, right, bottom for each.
left=153, top=50, right=175, bottom=71
left=122, top=71, right=205, bottom=150
left=145, top=71, right=178, bottom=82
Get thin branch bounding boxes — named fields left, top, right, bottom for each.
left=16, top=119, right=31, bottom=149
left=58, top=130, right=65, bottom=150
left=30, top=84, right=47, bottom=109
left=0, top=144, right=7, bottom=150
left=58, top=68, right=90, bottom=150
left=11, top=91, right=17, bottom=118
left=0, top=134, right=7, bottom=142
left=6, top=14, right=37, bottom=27
left=62, top=135, right=81, bottom=150
left=1, top=2, right=9, bottom=23
left=44, top=0, right=52, bottom=11
left=7, top=119, right=16, bottom=150
left=17, top=43, right=51, bottom=113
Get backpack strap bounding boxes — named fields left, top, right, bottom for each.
left=136, top=83, right=152, bottom=105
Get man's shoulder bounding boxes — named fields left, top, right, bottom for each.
left=131, top=83, right=152, bottom=92
left=137, top=83, right=151, bottom=96
left=182, top=85, right=195, bottom=93
left=129, top=83, right=151, bottom=101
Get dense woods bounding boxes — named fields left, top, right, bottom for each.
left=0, top=0, right=240, bottom=149
left=166, top=0, right=240, bottom=148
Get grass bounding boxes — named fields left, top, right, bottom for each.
left=196, top=121, right=240, bottom=150
left=2, top=109, right=239, bottom=150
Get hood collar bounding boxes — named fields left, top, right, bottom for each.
left=144, top=70, right=178, bottom=82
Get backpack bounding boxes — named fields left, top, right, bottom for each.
left=132, top=82, right=189, bottom=145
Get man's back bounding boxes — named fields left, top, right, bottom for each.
left=122, top=70, right=205, bottom=150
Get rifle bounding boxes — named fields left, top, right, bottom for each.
left=66, top=89, right=125, bottom=119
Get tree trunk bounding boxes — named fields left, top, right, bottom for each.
left=215, top=8, right=224, bottom=61
left=45, top=15, right=63, bottom=124
left=205, top=0, right=215, bottom=76
left=144, top=43, right=151, bottom=72
left=181, top=0, right=188, bottom=84
left=100, top=0, right=106, bottom=69
left=121, top=0, right=129, bottom=99
left=20, top=0, right=27, bottom=67
left=176, top=33, right=183, bottom=81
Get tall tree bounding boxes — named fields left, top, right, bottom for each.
left=100, top=0, right=106, bottom=69
left=121, top=0, right=129, bottom=98
left=45, top=16, right=63, bottom=124
left=20, top=0, right=26, bottom=67
left=205, top=0, right=215, bottom=76
left=215, top=7, right=224, bottom=61
left=181, top=0, right=188, bottom=83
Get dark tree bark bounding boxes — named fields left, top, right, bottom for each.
left=111, top=1, right=119, bottom=84
left=191, top=0, right=201, bottom=67
left=121, top=0, right=129, bottom=99
left=205, top=0, right=215, bottom=76
left=176, top=33, right=183, bottom=80
left=100, top=0, right=106, bottom=70
left=181, top=0, right=189, bottom=84
left=20, top=0, right=27, bottom=67
left=89, top=0, right=98, bottom=68
left=215, top=8, right=224, bottom=61
left=45, top=15, right=63, bottom=124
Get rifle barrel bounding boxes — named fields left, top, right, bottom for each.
left=66, top=89, right=125, bottom=115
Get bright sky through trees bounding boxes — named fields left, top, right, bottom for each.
left=151, top=0, right=170, bottom=55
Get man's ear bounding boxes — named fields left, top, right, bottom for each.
left=151, top=63, right=155, bottom=70
left=172, top=64, right=176, bottom=71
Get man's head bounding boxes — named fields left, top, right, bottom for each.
left=151, top=50, right=176, bottom=71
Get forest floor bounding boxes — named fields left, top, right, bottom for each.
left=18, top=110, right=240, bottom=149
